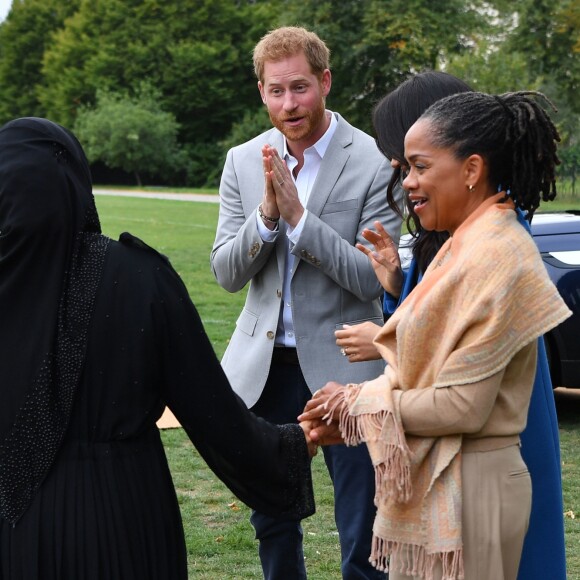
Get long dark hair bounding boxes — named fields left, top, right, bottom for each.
left=373, top=71, right=472, bottom=272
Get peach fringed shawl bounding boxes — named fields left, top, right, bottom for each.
left=327, top=195, right=572, bottom=579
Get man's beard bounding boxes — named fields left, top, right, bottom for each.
left=269, top=97, right=326, bottom=143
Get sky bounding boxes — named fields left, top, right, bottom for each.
left=0, top=0, right=11, bottom=22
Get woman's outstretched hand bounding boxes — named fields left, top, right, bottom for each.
left=356, top=221, right=404, bottom=298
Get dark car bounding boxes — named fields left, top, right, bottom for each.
left=530, top=211, right=580, bottom=388
left=397, top=210, right=580, bottom=388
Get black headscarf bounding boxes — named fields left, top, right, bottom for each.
left=0, top=117, right=109, bottom=524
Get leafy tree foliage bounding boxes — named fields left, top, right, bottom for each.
left=553, top=93, right=580, bottom=195
left=0, top=0, right=576, bottom=186
left=507, top=0, right=579, bottom=113
left=73, top=84, right=181, bottom=187
left=446, top=43, right=542, bottom=94
left=445, top=0, right=579, bottom=191
left=280, top=0, right=495, bottom=134
left=0, top=0, right=79, bottom=124
left=38, top=0, right=281, bottom=185
left=559, top=144, right=580, bottom=196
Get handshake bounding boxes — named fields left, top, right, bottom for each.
left=297, top=381, right=347, bottom=457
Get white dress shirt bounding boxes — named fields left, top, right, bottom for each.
left=256, top=111, right=338, bottom=347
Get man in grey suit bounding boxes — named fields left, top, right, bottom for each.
left=211, top=26, right=401, bottom=579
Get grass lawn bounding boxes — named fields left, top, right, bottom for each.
left=95, top=191, right=580, bottom=578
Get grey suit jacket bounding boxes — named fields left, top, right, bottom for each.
left=211, top=113, right=402, bottom=407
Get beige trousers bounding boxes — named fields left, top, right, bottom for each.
left=390, top=444, right=531, bottom=580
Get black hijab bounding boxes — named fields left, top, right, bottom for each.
left=0, top=118, right=108, bottom=524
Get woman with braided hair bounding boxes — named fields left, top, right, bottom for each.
left=301, top=91, right=571, bottom=579
left=334, top=71, right=468, bottom=358
left=336, top=74, right=567, bottom=579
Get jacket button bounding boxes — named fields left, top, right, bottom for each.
left=248, top=242, right=260, bottom=258
left=276, top=290, right=282, bottom=298
left=266, top=331, right=275, bottom=339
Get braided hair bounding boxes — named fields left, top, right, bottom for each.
left=419, top=91, right=560, bottom=220
left=372, top=71, right=472, bottom=271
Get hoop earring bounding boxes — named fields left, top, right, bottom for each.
left=468, top=184, right=475, bottom=192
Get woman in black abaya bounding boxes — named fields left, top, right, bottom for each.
left=0, top=117, right=314, bottom=579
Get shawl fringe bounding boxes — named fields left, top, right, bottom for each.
left=323, top=385, right=412, bottom=503
left=372, top=536, right=464, bottom=580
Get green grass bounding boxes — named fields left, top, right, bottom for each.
left=554, top=391, right=580, bottom=577
left=95, top=193, right=580, bottom=578
left=95, top=184, right=220, bottom=196
left=96, top=195, right=242, bottom=356
left=540, top=194, right=580, bottom=212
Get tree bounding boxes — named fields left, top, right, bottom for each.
left=279, top=0, right=497, bottom=134
left=0, top=0, right=79, bottom=124
left=445, top=0, right=579, bottom=194
left=1, top=0, right=575, bottom=187
left=446, top=43, right=542, bottom=94
left=38, top=0, right=281, bottom=185
left=559, top=145, right=580, bottom=196
left=507, top=0, right=579, bottom=113
left=74, top=84, right=181, bottom=187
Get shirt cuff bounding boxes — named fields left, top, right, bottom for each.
left=256, top=208, right=279, bottom=241
left=287, top=209, right=308, bottom=243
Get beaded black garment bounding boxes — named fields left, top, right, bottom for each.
left=0, top=233, right=109, bottom=524
left=0, top=117, right=106, bottom=524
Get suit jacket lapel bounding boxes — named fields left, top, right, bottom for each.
left=279, top=115, right=352, bottom=281
left=305, top=114, right=352, bottom=217
left=290, top=114, right=352, bottom=281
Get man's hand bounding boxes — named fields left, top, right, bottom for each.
left=263, top=144, right=304, bottom=228
left=261, top=145, right=280, bottom=230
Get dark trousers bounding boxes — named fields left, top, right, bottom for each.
left=250, top=355, right=387, bottom=579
